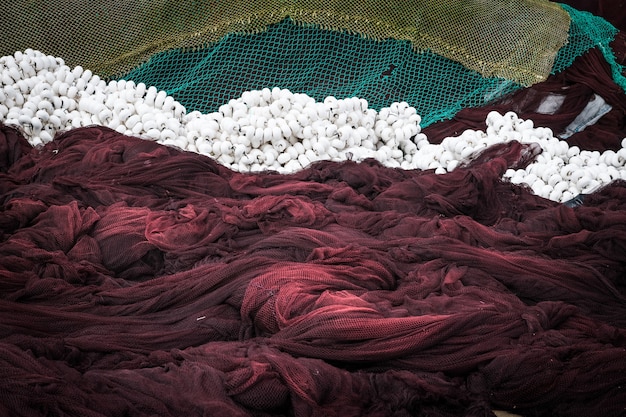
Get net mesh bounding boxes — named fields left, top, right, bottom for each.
left=0, top=1, right=623, bottom=127
left=555, top=4, right=626, bottom=91
left=0, top=0, right=569, bottom=84
left=120, top=5, right=623, bottom=126
left=122, top=19, right=523, bottom=127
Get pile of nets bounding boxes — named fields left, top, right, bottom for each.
left=1, top=1, right=626, bottom=416
left=1, top=123, right=625, bottom=416
left=1, top=1, right=624, bottom=126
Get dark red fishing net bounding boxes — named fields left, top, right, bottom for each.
left=1, top=123, right=625, bottom=417
left=424, top=41, right=626, bottom=152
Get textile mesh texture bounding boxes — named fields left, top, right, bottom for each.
left=121, top=5, right=623, bottom=126
left=1, top=2, right=624, bottom=126
left=0, top=0, right=569, bottom=84
left=123, top=19, right=523, bottom=127
left=1, top=123, right=625, bottom=416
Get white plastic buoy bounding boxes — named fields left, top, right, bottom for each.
left=2, top=49, right=626, bottom=202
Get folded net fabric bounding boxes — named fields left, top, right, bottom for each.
left=1, top=124, right=625, bottom=416
left=1, top=1, right=626, bottom=416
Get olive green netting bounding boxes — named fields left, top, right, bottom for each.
left=0, top=0, right=569, bottom=85
left=119, top=5, right=624, bottom=127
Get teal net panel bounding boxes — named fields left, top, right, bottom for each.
left=122, top=18, right=521, bottom=127
left=120, top=4, right=624, bottom=127
left=554, top=4, right=626, bottom=91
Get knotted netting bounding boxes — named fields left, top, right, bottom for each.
left=1, top=1, right=626, bottom=417
left=1, top=0, right=623, bottom=126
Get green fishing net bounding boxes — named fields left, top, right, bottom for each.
left=0, top=1, right=623, bottom=126
left=121, top=4, right=623, bottom=126
left=0, top=0, right=569, bottom=82
left=122, top=19, right=523, bottom=126
left=556, top=4, right=626, bottom=93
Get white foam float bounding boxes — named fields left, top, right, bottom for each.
left=1, top=49, right=625, bottom=202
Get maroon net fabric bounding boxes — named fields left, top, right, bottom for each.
left=424, top=41, right=626, bottom=152
left=556, top=0, right=626, bottom=32
left=1, top=124, right=625, bottom=417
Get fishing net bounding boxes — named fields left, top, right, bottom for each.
left=0, top=0, right=570, bottom=81
left=0, top=1, right=599, bottom=127
left=2, top=2, right=626, bottom=417
left=121, top=4, right=625, bottom=126
left=1, top=124, right=625, bottom=417
left=1, top=1, right=624, bottom=125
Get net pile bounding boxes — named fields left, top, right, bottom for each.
left=1, top=1, right=626, bottom=416
left=1, top=124, right=625, bottom=416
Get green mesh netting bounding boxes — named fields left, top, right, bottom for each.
left=122, top=18, right=521, bottom=127
left=555, top=4, right=626, bottom=91
left=119, top=4, right=624, bottom=127
left=0, top=0, right=569, bottom=85
left=1, top=1, right=624, bottom=127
